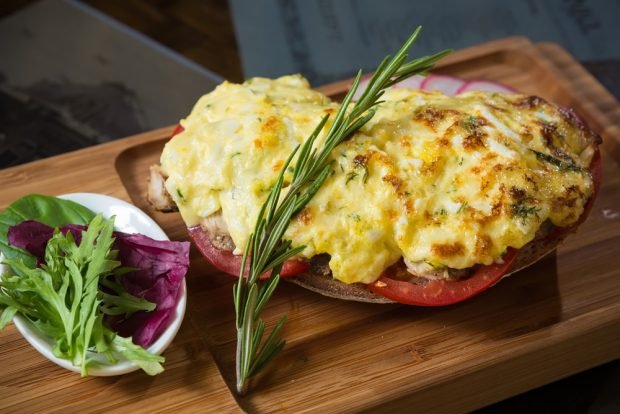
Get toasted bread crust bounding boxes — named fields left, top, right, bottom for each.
left=284, top=224, right=564, bottom=304
left=287, top=273, right=395, bottom=303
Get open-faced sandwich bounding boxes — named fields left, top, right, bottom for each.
left=148, top=74, right=601, bottom=306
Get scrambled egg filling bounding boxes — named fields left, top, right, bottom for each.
left=160, top=75, right=595, bottom=284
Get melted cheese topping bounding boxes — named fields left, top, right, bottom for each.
left=161, top=75, right=595, bottom=284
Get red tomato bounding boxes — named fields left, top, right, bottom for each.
left=188, top=226, right=309, bottom=279
left=368, top=248, right=518, bottom=306
left=171, top=124, right=185, bottom=136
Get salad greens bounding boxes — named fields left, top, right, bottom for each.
left=0, top=194, right=191, bottom=376
left=8, top=219, right=190, bottom=348
left=0, top=214, right=164, bottom=376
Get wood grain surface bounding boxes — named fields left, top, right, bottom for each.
left=0, top=37, right=619, bottom=413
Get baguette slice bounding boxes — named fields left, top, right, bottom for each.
left=147, top=88, right=602, bottom=305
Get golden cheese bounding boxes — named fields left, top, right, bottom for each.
left=160, top=75, right=595, bottom=284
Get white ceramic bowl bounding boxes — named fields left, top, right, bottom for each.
left=0, top=193, right=187, bottom=376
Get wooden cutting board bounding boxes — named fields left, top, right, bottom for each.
left=1, top=37, right=619, bottom=413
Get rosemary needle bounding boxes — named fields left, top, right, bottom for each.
left=233, top=26, right=450, bottom=395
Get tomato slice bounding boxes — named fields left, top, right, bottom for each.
left=188, top=226, right=309, bottom=279
left=368, top=248, right=518, bottom=306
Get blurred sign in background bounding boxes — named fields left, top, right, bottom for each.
left=230, top=0, right=620, bottom=86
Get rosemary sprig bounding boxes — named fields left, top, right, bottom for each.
left=233, top=26, right=450, bottom=395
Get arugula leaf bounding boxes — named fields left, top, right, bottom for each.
left=0, top=306, right=17, bottom=330
left=0, top=215, right=164, bottom=376
left=99, top=276, right=156, bottom=316
left=0, top=194, right=95, bottom=271
left=112, top=336, right=165, bottom=376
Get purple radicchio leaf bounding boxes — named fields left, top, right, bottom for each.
left=7, top=220, right=82, bottom=264
left=108, top=233, right=189, bottom=347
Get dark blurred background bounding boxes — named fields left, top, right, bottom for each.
left=0, top=1, right=618, bottom=412
left=1, top=0, right=619, bottom=168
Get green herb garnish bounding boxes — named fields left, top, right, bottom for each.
left=232, top=27, right=450, bottom=395
left=511, top=202, right=540, bottom=224
left=345, top=170, right=359, bottom=184
left=531, top=150, right=582, bottom=172
left=349, top=213, right=361, bottom=222
left=354, top=157, right=370, bottom=184
left=461, top=115, right=480, bottom=131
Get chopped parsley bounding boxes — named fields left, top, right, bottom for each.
left=531, top=150, right=582, bottom=172
left=345, top=171, right=359, bottom=184
left=353, top=156, right=370, bottom=183
left=176, top=188, right=185, bottom=203
left=511, top=202, right=540, bottom=224
left=424, top=260, right=439, bottom=269
left=345, top=155, right=370, bottom=184
left=348, top=213, right=361, bottom=222
left=461, top=115, right=481, bottom=132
